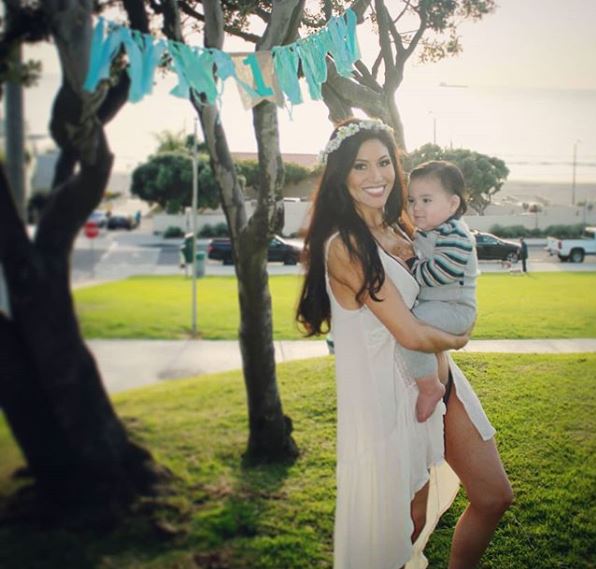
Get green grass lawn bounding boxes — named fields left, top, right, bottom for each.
left=74, top=272, right=596, bottom=339
left=1, top=354, right=594, bottom=568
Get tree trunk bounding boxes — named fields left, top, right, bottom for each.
left=0, top=151, right=161, bottom=505
left=237, top=100, right=298, bottom=462
left=0, top=0, right=164, bottom=508
left=385, top=91, right=406, bottom=150
left=162, top=0, right=300, bottom=463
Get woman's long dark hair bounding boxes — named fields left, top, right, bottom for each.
left=296, top=118, right=412, bottom=336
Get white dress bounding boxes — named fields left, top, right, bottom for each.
left=326, top=235, right=496, bottom=569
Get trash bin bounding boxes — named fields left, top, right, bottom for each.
left=180, top=233, right=194, bottom=266
left=195, top=251, right=206, bottom=277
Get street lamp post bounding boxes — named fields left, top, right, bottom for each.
left=191, top=118, right=199, bottom=337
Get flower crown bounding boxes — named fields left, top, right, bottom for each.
left=318, top=119, right=395, bottom=164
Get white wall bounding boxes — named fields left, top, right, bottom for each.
left=153, top=200, right=312, bottom=236
left=464, top=204, right=596, bottom=232
left=154, top=202, right=596, bottom=236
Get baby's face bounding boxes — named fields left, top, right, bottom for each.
left=407, top=176, right=460, bottom=231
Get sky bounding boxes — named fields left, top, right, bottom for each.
left=15, top=0, right=596, bottom=181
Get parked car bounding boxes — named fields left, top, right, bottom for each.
left=207, top=236, right=302, bottom=265
left=87, top=210, right=108, bottom=228
left=472, top=230, right=521, bottom=262
left=545, top=226, right=596, bottom=263
left=107, top=214, right=135, bottom=230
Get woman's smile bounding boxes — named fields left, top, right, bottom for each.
left=346, top=139, right=396, bottom=218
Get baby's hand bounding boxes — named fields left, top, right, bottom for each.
left=452, top=333, right=469, bottom=350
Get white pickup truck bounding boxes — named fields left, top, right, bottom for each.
left=545, top=226, right=596, bottom=262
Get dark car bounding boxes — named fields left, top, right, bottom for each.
left=208, top=236, right=301, bottom=265
left=107, top=214, right=135, bottom=230
left=472, top=230, right=521, bottom=262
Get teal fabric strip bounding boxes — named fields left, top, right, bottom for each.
left=296, top=31, right=329, bottom=100
left=211, top=49, right=235, bottom=101
left=139, top=37, right=166, bottom=97
left=168, top=42, right=219, bottom=103
left=272, top=45, right=302, bottom=105
left=120, top=27, right=144, bottom=102
left=83, top=20, right=123, bottom=91
left=168, top=42, right=191, bottom=98
left=194, top=48, right=219, bottom=103
left=327, top=9, right=359, bottom=77
left=344, top=9, right=361, bottom=63
left=98, top=25, right=126, bottom=84
left=212, top=50, right=235, bottom=81
left=83, top=9, right=361, bottom=106
left=83, top=17, right=106, bottom=91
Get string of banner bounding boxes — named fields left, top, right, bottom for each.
left=83, top=9, right=360, bottom=111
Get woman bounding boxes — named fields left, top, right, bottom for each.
left=296, top=118, right=512, bottom=569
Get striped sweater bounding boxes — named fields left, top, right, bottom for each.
left=411, top=219, right=479, bottom=306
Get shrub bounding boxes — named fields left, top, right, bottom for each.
left=198, top=224, right=216, bottom=237
left=488, top=223, right=586, bottom=239
left=543, top=224, right=586, bottom=238
left=489, top=225, right=530, bottom=238
left=163, top=226, right=185, bottom=238
left=198, top=223, right=229, bottom=237
left=214, top=222, right=229, bottom=236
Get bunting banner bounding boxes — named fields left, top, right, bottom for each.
left=83, top=10, right=360, bottom=110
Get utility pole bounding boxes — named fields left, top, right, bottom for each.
left=5, top=8, right=26, bottom=221
left=571, top=140, right=579, bottom=206
left=428, top=111, right=437, bottom=145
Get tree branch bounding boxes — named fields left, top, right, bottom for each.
left=0, top=162, right=33, bottom=264
left=258, top=0, right=305, bottom=50
left=122, top=0, right=150, bottom=33
left=353, top=60, right=382, bottom=92
left=371, top=50, right=383, bottom=79
left=393, top=0, right=412, bottom=24
left=179, top=1, right=261, bottom=44
left=36, top=128, right=114, bottom=256
left=323, top=65, right=388, bottom=121
left=350, top=0, right=373, bottom=21
left=405, top=8, right=427, bottom=58
left=374, top=0, right=396, bottom=88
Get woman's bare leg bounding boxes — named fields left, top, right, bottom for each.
left=398, top=482, right=430, bottom=569
left=444, top=383, right=513, bottom=568
left=410, top=481, right=430, bottom=543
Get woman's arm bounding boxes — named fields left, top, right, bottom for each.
left=328, top=238, right=467, bottom=353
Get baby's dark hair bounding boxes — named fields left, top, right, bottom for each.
left=409, top=160, right=467, bottom=217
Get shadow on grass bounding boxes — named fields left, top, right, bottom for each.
left=0, top=441, right=296, bottom=569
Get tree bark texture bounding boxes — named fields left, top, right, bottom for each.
left=0, top=0, right=162, bottom=506
left=165, top=0, right=300, bottom=463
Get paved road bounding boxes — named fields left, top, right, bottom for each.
left=71, top=224, right=596, bottom=286
left=89, top=338, right=596, bottom=394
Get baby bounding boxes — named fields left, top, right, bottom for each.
left=403, top=160, right=479, bottom=422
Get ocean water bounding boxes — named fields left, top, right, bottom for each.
left=396, top=85, right=596, bottom=183
left=20, top=63, right=596, bottom=186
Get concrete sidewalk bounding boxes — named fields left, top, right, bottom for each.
left=89, top=338, right=596, bottom=394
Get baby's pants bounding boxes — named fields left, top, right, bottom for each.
left=399, top=300, right=476, bottom=380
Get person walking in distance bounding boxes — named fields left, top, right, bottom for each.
left=520, top=237, right=529, bottom=272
